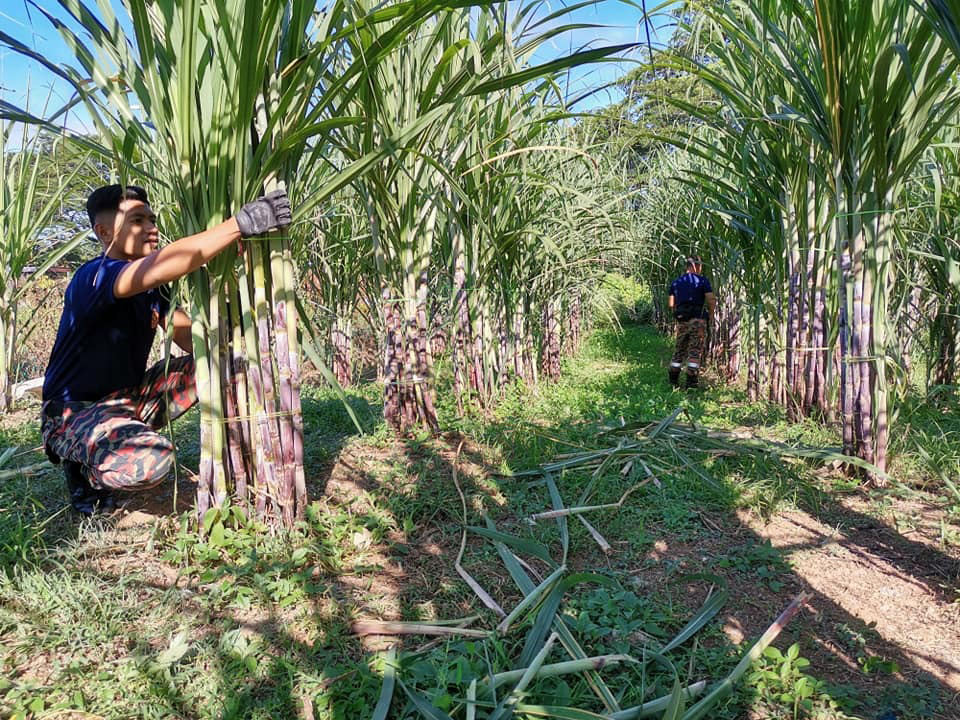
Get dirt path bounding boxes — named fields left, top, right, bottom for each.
left=738, top=494, right=960, bottom=713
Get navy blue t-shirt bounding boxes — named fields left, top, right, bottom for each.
left=43, top=256, right=170, bottom=403
left=669, top=273, right=713, bottom=317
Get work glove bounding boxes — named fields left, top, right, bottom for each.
left=235, top=188, right=292, bottom=237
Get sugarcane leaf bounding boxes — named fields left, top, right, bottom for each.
left=497, top=565, right=567, bottom=635
left=660, top=678, right=686, bottom=720
left=372, top=647, right=397, bottom=720
left=488, top=654, right=636, bottom=693
left=489, top=632, right=558, bottom=720
left=610, top=681, right=708, bottom=720
left=353, top=620, right=490, bottom=638
left=398, top=679, right=456, bottom=720
left=648, top=408, right=684, bottom=440
left=540, top=448, right=620, bottom=474
left=469, top=44, right=637, bottom=95
left=482, top=517, right=621, bottom=712
left=682, top=593, right=809, bottom=720
left=466, top=678, right=478, bottom=720
left=518, top=573, right=619, bottom=668
left=484, top=515, right=537, bottom=595
left=661, top=575, right=729, bottom=653
left=542, top=471, right=569, bottom=562
left=513, top=705, right=611, bottom=719
left=467, top=526, right=555, bottom=566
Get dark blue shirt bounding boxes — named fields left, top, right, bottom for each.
left=669, top=273, right=713, bottom=317
left=43, top=256, right=170, bottom=403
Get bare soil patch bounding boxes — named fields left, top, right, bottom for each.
left=617, top=489, right=960, bottom=716
left=320, top=434, right=506, bottom=651
left=741, top=496, right=960, bottom=697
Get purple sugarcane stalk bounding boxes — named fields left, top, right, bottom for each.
left=273, top=296, right=297, bottom=527
left=223, top=336, right=249, bottom=508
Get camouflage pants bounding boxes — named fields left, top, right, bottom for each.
left=41, top=355, right=197, bottom=491
left=670, top=318, right=707, bottom=377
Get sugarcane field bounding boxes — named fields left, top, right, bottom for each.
left=2, top=0, right=960, bottom=718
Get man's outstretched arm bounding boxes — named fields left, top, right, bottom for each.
left=114, top=190, right=291, bottom=299
left=114, top=218, right=241, bottom=298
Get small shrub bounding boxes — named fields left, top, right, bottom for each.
left=747, top=643, right=855, bottom=719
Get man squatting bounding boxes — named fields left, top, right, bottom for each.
left=667, top=256, right=716, bottom=389
left=41, top=185, right=291, bottom=515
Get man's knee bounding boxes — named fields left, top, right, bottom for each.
left=138, top=355, right=198, bottom=426
left=94, top=439, right=174, bottom=491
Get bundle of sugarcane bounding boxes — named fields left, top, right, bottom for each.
left=2, top=0, right=477, bottom=525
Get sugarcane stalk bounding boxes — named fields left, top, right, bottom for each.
left=851, top=199, right=872, bottom=466
left=382, top=286, right=402, bottom=429
left=209, top=285, right=230, bottom=507
left=414, top=274, right=440, bottom=433
left=192, top=271, right=215, bottom=518
left=221, top=324, right=242, bottom=500
left=331, top=316, right=352, bottom=387
left=452, top=226, right=469, bottom=413
left=0, top=302, right=10, bottom=413
left=247, top=240, right=282, bottom=519
left=270, top=235, right=297, bottom=525
left=870, top=197, right=895, bottom=478
left=281, top=237, right=307, bottom=517
left=227, top=278, right=251, bottom=507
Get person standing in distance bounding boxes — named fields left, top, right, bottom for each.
left=41, top=184, right=291, bottom=515
left=667, top=256, right=716, bottom=389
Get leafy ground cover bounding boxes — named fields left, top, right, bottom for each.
left=0, top=320, right=958, bottom=719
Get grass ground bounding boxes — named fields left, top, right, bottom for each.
left=0, top=320, right=958, bottom=719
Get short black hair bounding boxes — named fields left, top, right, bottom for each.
left=685, top=255, right=702, bottom=270
left=86, top=185, right=149, bottom=228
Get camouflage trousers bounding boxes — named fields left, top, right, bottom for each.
left=670, top=318, right=707, bottom=378
left=41, top=355, right=197, bottom=491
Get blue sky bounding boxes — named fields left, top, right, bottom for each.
left=0, top=0, right=678, bottom=129
left=519, top=0, right=678, bottom=108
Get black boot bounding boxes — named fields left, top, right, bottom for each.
left=684, top=372, right=699, bottom=390
left=95, top=485, right=118, bottom=512
left=63, top=461, right=115, bottom=516
left=668, top=369, right=681, bottom=387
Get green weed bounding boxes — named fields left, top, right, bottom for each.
left=874, top=680, right=943, bottom=719
left=747, top=643, right=857, bottom=719
left=716, top=540, right=792, bottom=592
left=161, top=500, right=354, bottom=611
left=0, top=499, right=48, bottom=576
